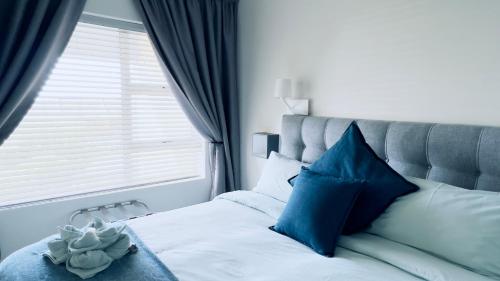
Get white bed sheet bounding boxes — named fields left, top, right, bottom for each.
left=128, top=191, right=494, bottom=281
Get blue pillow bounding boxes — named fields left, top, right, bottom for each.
left=304, top=122, right=419, bottom=234
left=271, top=167, right=365, bottom=257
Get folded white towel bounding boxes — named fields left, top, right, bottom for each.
left=43, top=239, right=68, bottom=264
left=44, top=217, right=132, bottom=279
left=69, top=230, right=100, bottom=254
left=66, top=250, right=113, bottom=279
left=105, top=233, right=131, bottom=260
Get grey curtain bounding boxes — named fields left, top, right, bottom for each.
left=135, top=0, right=240, bottom=198
left=0, top=0, right=86, bottom=145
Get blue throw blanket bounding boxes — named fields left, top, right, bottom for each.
left=0, top=226, right=178, bottom=281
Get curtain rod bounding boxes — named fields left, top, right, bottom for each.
left=80, top=12, right=145, bottom=32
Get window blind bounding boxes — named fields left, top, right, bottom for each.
left=0, top=22, right=204, bottom=207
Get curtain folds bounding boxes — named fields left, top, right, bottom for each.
left=135, top=0, right=240, bottom=198
left=0, top=0, right=87, bottom=145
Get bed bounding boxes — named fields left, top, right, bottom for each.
left=2, top=115, right=500, bottom=281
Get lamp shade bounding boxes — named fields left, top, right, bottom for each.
left=274, top=78, right=292, bottom=98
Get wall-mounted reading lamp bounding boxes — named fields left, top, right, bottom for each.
left=274, top=78, right=309, bottom=115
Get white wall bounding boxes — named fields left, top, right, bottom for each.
left=0, top=1, right=211, bottom=259
left=239, top=0, right=500, bottom=189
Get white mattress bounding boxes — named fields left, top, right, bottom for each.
left=127, top=191, right=494, bottom=281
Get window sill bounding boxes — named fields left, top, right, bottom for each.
left=0, top=176, right=210, bottom=211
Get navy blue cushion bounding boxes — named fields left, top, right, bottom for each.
left=305, top=122, right=419, bottom=234
left=271, top=167, right=365, bottom=257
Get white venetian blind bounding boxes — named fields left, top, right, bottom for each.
left=0, top=22, right=204, bottom=207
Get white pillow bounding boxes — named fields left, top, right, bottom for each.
left=368, top=176, right=500, bottom=278
left=252, top=152, right=307, bottom=202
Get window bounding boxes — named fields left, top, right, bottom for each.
left=0, top=22, right=204, bottom=207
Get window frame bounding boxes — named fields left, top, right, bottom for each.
left=0, top=15, right=209, bottom=209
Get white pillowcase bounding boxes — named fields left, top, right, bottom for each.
left=252, top=152, right=307, bottom=202
left=368, top=176, right=500, bottom=278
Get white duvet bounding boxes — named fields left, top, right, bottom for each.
left=127, top=191, right=494, bottom=281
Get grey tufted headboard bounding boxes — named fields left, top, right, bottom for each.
left=280, top=115, right=500, bottom=192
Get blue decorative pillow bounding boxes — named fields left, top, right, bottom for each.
left=305, top=122, right=419, bottom=234
left=271, top=167, right=365, bottom=257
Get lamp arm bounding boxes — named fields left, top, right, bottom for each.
left=280, top=97, right=294, bottom=112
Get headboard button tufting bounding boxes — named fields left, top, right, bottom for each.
left=280, top=115, right=500, bottom=191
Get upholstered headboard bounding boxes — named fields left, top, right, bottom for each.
left=280, top=115, right=500, bottom=191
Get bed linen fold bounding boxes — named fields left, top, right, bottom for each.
left=215, top=190, right=286, bottom=219
left=128, top=190, right=492, bottom=281
left=338, top=233, right=496, bottom=281
left=218, top=191, right=495, bottom=281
